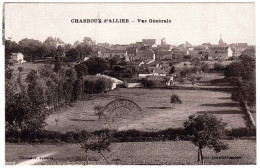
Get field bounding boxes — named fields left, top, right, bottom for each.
left=45, top=87, right=247, bottom=132
left=5, top=140, right=256, bottom=165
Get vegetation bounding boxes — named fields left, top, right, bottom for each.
left=170, top=94, right=182, bottom=108
left=94, top=105, right=105, bottom=120
left=81, top=132, right=111, bottom=164
left=140, top=78, right=155, bottom=88
left=224, top=55, right=256, bottom=127
left=184, top=114, right=228, bottom=164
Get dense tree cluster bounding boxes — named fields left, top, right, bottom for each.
left=5, top=58, right=112, bottom=134
left=5, top=37, right=92, bottom=62
left=224, top=55, right=256, bottom=127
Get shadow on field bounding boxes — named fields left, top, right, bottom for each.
left=146, top=107, right=173, bottom=109
left=70, top=119, right=96, bottom=122
left=218, top=97, right=231, bottom=100
left=200, top=103, right=240, bottom=107
left=197, top=110, right=242, bottom=115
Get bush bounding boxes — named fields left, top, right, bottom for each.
left=84, top=77, right=112, bottom=94
left=5, top=127, right=256, bottom=143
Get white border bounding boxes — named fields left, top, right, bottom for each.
left=0, top=1, right=258, bottom=168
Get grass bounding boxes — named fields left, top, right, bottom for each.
left=45, top=88, right=246, bottom=133
left=5, top=140, right=256, bottom=165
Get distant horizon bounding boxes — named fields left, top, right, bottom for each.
left=5, top=36, right=256, bottom=47
left=4, top=3, right=255, bottom=46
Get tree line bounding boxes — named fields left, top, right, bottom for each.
left=5, top=57, right=112, bottom=135
left=5, top=37, right=93, bottom=62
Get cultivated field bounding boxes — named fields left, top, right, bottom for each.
left=45, top=87, right=247, bottom=132
left=5, top=140, right=256, bottom=165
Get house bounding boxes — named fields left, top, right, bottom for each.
left=10, top=52, right=25, bottom=63
left=126, top=60, right=144, bottom=71
left=138, top=69, right=153, bottom=78
left=147, top=67, right=167, bottom=76
left=156, top=51, right=173, bottom=60
left=142, top=39, right=156, bottom=47
left=126, top=47, right=137, bottom=61
left=99, top=49, right=126, bottom=59
left=230, top=43, right=248, bottom=57
left=124, top=78, right=143, bottom=88
left=135, top=42, right=143, bottom=50
left=241, top=46, right=255, bottom=58
left=142, top=49, right=156, bottom=61
left=207, top=36, right=232, bottom=60
left=192, top=45, right=206, bottom=60
left=172, top=48, right=186, bottom=61
left=208, top=45, right=229, bottom=60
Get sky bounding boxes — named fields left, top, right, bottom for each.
left=4, top=3, right=255, bottom=46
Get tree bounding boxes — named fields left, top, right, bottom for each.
left=170, top=94, right=182, bottom=108
left=23, top=70, right=48, bottom=133
left=66, top=48, right=80, bottom=62
left=84, top=57, right=109, bottom=75
left=169, top=66, right=176, bottom=74
left=72, top=79, right=83, bottom=102
left=17, top=67, right=25, bottom=93
left=94, top=105, right=105, bottom=121
left=224, top=56, right=256, bottom=127
left=54, top=54, right=61, bottom=72
left=140, top=78, right=155, bottom=88
left=74, top=63, right=88, bottom=80
left=201, top=63, right=209, bottom=73
left=184, top=114, right=228, bottom=164
left=81, top=132, right=111, bottom=164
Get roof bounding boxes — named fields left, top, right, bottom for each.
left=126, top=47, right=136, bottom=52
left=142, top=39, right=156, bottom=46
left=173, top=48, right=186, bottom=53
left=241, top=47, right=255, bottom=56
left=146, top=75, right=169, bottom=81
left=138, top=69, right=151, bottom=74
left=194, top=45, right=206, bottom=50
left=143, top=59, right=154, bottom=64
left=157, top=51, right=172, bottom=56
left=11, top=53, right=19, bottom=56
left=148, top=67, right=166, bottom=74
left=209, top=45, right=229, bottom=50
left=237, top=43, right=248, bottom=48
left=124, top=78, right=141, bottom=83
left=127, top=60, right=143, bottom=66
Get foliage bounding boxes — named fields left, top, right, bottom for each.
left=184, top=114, right=228, bottom=164
left=72, top=79, right=83, bottom=102
left=81, top=132, right=111, bottom=164
left=74, top=63, right=88, bottom=79
left=84, top=57, right=109, bottom=75
left=214, top=63, right=225, bottom=72
left=94, top=105, right=105, bottom=120
left=201, top=63, right=209, bottom=73
left=140, top=78, right=155, bottom=88
left=170, top=94, right=182, bottom=108
left=169, top=66, right=176, bottom=74
left=84, top=77, right=112, bottom=94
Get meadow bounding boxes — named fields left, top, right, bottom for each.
left=45, top=87, right=247, bottom=132
left=5, top=140, right=256, bottom=165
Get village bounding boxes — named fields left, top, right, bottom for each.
left=9, top=35, right=255, bottom=89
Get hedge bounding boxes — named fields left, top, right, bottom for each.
left=5, top=127, right=255, bottom=144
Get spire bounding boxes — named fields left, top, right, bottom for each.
left=219, top=34, right=224, bottom=44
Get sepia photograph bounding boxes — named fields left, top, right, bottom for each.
left=3, top=2, right=256, bottom=165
